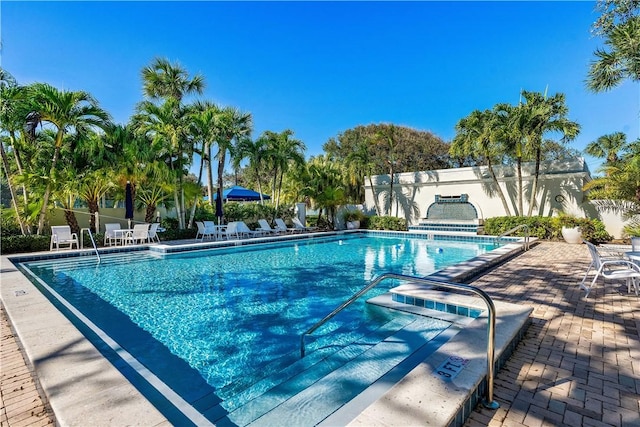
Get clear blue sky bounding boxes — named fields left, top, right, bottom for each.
left=2, top=1, right=639, bottom=174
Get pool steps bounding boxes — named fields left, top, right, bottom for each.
left=211, top=306, right=459, bottom=426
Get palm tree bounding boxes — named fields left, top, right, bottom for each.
left=494, top=102, right=527, bottom=216
left=0, top=69, right=28, bottom=233
left=587, top=14, right=640, bottom=92
left=519, top=91, right=580, bottom=216
left=374, top=124, right=401, bottom=215
left=585, top=132, right=629, bottom=172
left=450, top=110, right=512, bottom=216
left=142, top=57, right=205, bottom=102
left=302, top=156, right=345, bottom=228
left=189, top=101, right=221, bottom=206
left=139, top=57, right=204, bottom=229
left=25, top=83, right=111, bottom=234
left=346, top=132, right=382, bottom=215
left=214, top=107, right=252, bottom=220
left=132, top=99, right=192, bottom=229
left=263, top=129, right=305, bottom=209
left=232, top=135, right=269, bottom=204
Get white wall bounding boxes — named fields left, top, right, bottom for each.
left=364, top=158, right=607, bottom=230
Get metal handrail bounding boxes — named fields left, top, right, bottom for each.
left=300, top=272, right=500, bottom=409
left=495, top=224, right=530, bottom=251
left=80, top=228, right=101, bottom=264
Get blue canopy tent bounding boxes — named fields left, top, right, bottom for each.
left=213, top=185, right=271, bottom=202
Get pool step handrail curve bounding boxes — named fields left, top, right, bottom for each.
left=495, top=224, right=530, bottom=251
left=300, top=272, right=500, bottom=410
left=80, top=227, right=101, bottom=264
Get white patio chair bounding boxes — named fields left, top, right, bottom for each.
left=203, top=220, right=219, bottom=239
left=125, top=223, right=150, bottom=245
left=195, top=221, right=214, bottom=241
left=104, top=223, right=122, bottom=246
left=580, top=241, right=640, bottom=297
left=50, top=226, right=79, bottom=251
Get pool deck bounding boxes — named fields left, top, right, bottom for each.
left=2, top=241, right=639, bottom=426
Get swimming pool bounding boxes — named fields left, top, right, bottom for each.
left=19, top=233, right=502, bottom=425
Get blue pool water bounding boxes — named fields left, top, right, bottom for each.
left=23, top=234, right=499, bottom=425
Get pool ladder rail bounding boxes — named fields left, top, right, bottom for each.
left=300, top=272, right=500, bottom=410
left=80, top=228, right=101, bottom=264
left=494, top=224, right=530, bottom=251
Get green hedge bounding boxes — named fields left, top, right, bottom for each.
left=365, top=216, right=407, bottom=231
left=1, top=235, right=51, bottom=254
left=483, top=216, right=612, bottom=243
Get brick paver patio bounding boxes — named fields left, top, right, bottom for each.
left=1, top=241, right=638, bottom=426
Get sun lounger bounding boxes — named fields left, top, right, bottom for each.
left=275, top=218, right=299, bottom=234
left=292, top=217, right=318, bottom=232
left=258, top=219, right=280, bottom=235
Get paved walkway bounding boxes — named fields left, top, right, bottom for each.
left=1, top=304, right=55, bottom=426
left=464, top=242, right=640, bottom=427
left=1, top=242, right=639, bottom=426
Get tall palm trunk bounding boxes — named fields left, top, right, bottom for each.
left=8, top=130, right=28, bottom=206
left=487, top=158, right=512, bottom=216
left=527, top=148, right=542, bottom=217
left=0, top=140, right=26, bottom=235
left=516, top=159, right=523, bottom=216
left=63, top=207, right=80, bottom=237
left=188, top=152, right=206, bottom=229
left=217, top=151, right=226, bottom=223
left=387, top=163, right=395, bottom=216
left=87, top=199, right=99, bottom=233
left=368, top=174, right=382, bottom=216
left=206, top=142, right=215, bottom=207
left=145, top=204, right=157, bottom=223
left=37, top=131, right=64, bottom=235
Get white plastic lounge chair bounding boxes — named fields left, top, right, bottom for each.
left=237, top=221, right=264, bottom=238
left=104, top=223, right=122, bottom=246
left=257, top=219, right=279, bottom=235
left=275, top=218, right=299, bottom=234
left=580, top=241, right=640, bottom=297
left=148, top=222, right=161, bottom=243
left=196, top=221, right=215, bottom=241
left=292, top=217, right=318, bottom=232
left=125, top=223, right=150, bottom=245
left=50, top=226, right=79, bottom=251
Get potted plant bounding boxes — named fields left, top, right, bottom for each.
left=623, top=222, right=640, bottom=251
left=343, top=209, right=365, bottom=230
left=556, top=214, right=584, bottom=244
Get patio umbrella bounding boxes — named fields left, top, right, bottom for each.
left=215, top=188, right=224, bottom=225
left=125, top=181, right=134, bottom=228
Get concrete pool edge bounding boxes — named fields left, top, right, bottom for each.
left=0, top=254, right=170, bottom=426
left=344, top=294, right=533, bottom=426
left=1, top=231, right=531, bottom=426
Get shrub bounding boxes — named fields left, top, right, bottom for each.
left=0, top=235, right=51, bottom=254
left=484, top=216, right=611, bottom=243
left=366, top=216, right=407, bottom=231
